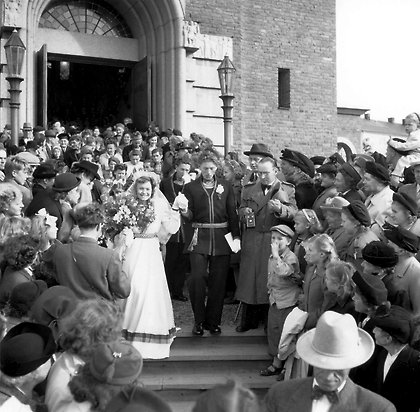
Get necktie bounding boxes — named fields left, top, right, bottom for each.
left=261, top=184, right=271, bottom=193
left=311, top=385, right=339, bottom=404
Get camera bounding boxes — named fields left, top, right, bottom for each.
left=245, top=212, right=256, bottom=228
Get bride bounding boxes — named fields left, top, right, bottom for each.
left=121, top=173, right=186, bottom=359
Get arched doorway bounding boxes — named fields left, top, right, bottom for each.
left=24, top=0, right=185, bottom=130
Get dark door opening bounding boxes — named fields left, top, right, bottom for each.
left=47, top=60, right=132, bottom=129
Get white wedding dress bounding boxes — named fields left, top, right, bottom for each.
left=122, top=196, right=180, bottom=359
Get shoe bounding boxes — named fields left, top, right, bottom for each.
left=260, top=365, right=281, bottom=377
left=192, top=323, right=204, bottom=336
left=172, top=294, right=188, bottom=302
left=235, top=324, right=258, bottom=333
left=276, top=369, right=286, bottom=381
left=203, top=324, right=222, bottom=335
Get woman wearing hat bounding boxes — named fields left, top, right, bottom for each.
left=384, top=192, right=420, bottom=238
left=68, top=341, right=143, bottom=412
left=384, top=225, right=420, bottom=316
left=26, top=172, right=81, bottom=231
left=340, top=201, right=379, bottom=271
left=335, top=162, right=364, bottom=202
left=320, top=196, right=352, bottom=258
left=361, top=241, right=408, bottom=309
left=45, top=299, right=123, bottom=412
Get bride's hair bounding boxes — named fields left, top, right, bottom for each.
left=133, top=175, right=157, bottom=197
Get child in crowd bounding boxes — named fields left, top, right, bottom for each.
left=260, top=224, right=300, bottom=377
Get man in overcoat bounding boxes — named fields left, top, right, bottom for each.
left=235, top=157, right=297, bottom=332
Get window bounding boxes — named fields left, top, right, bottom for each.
left=278, top=68, right=290, bottom=109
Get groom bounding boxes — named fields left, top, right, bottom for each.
left=182, top=152, right=240, bottom=336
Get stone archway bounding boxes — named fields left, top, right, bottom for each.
left=23, top=0, right=186, bottom=130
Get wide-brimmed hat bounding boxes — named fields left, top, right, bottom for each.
left=280, top=149, right=315, bottom=178
left=296, top=311, right=374, bottom=370
left=393, top=192, right=418, bottom=216
left=89, top=341, right=143, bottom=386
left=71, top=160, right=100, bottom=180
left=352, top=271, right=388, bottom=306
left=45, top=130, right=56, bottom=138
left=310, top=156, right=326, bottom=166
left=362, top=241, right=398, bottom=268
left=320, top=196, right=350, bottom=212
left=370, top=305, right=412, bottom=344
left=270, top=224, right=294, bottom=238
left=365, top=162, right=390, bottom=183
left=243, top=143, right=273, bottom=158
left=384, top=225, right=420, bottom=253
left=32, top=163, right=57, bottom=179
left=52, top=173, right=81, bottom=192
left=343, top=201, right=371, bottom=227
left=105, top=387, right=172, bottom=412
left=0, top=322, right=56, bottom=377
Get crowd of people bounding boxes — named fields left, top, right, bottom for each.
left=0, top=111, right=420, bottom=411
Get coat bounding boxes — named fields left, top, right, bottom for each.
left=235, top=179, right=297, bottom=304
left=301, top=265, right=326, bottom=329
left=295, top=181, right=318, bottom=209
left=264, top=377, right=396, bottom=412
left=52, top=237, right=130, bottom=301
left=26, top=189, right=64, bottom=229
left=393, top=256, right=420, bottom=315
left=182, top=177, right=240, bottom=256
left=372, top=346, right=420, bottom=412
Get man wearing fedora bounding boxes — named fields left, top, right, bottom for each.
left=242, top=143, right=274, bottom=187
left=236, top=156, right=297, bottom=332
left=265, top=311, right=396, bottom=412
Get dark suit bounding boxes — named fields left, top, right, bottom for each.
left=265, top=377, right=396, bottom=412
left=52, top=237, right=130, bottom=301
left=183, top=177, right=240, bottom=327
left=372, top=346, right=420, bottom=412
left=342, top=189, right=364, bottom=203
left=160, top=175, right=191, bottom=297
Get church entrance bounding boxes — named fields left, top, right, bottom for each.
left=47, top=58, right=132, bottom=129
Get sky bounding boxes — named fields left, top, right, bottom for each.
left=336, top=0, right=420, bottom=122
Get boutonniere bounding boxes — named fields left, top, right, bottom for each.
left=216, top=184, right=224, bottom=199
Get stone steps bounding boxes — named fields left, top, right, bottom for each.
left=141, top=325, right=275, bottom=411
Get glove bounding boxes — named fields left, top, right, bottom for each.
left=174, top=193, right=189, bottom=213
left=231, top=238, right=241, bottom=254
left=182, top=173, right=192, bottom=184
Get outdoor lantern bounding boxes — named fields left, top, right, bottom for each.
left=217, top=55, right=236, bottom=95
left=4, top=29, right=26, bottom=77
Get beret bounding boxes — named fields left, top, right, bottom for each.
left=317, top=162, right=337, bottom=175
left=270, top=224, right=294, bottom=238
left=338, top=163, right=361, bottom=183
left=384, top=225, right=420, bottom=253
left=280, top=149, right=315, bottom=178
left=393, top=192, right=418, bottom=216
left=371, top=305, right=412, bottom=344
left=343, top=201, right=371, bottom=227
left=89, top=342, right=143, bottom=386
left=33, top=163, right=57, bottom=179
left=310, top=156, right=326, bottom=166
left=0, top=322, right=56, bottom=377
left=15, top=151, right=40, bottom=166
left=365, top=161, right=390, bottom=183
left=320, top=196, right=350, bottom=212
left=352, top=271, right=388, bottom=306
left=361, top=241, right=398, bottom=268
left=9, top=280, right=48, bottom=316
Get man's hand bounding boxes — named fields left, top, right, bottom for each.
left=268, top=199, right=282, bottom=213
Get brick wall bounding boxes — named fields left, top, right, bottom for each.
left=186, top=0, right=337, bottom=160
